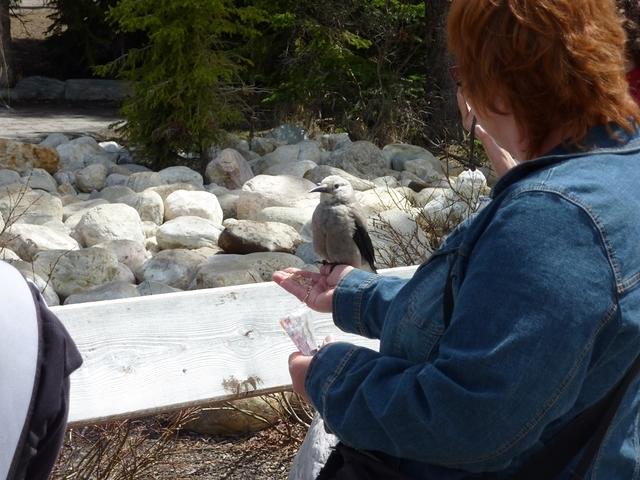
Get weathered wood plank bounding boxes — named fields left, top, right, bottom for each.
left=54, top=266, right=418, bottom=426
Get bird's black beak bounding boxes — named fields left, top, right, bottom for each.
left=309, top=184, right=329, bottom=193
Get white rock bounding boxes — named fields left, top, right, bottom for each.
left=7, top=260, right=60, bottom=306
left=140, top=249, right=207, bottom=289
left=120, top=190, right=165, bottom=225
left=75, top=163, right=109, bottom=192
left=164, top=190, right=223, bottom=224
left=356, top=186, right=414, bottom=216
left=159, top=166, right=203, bottom=187
left=92, top=239, right=151, bottom=281
left=21, top=168, right=57, bottom=193
left=142, top=221, right=159, bottom=238
left=57, top=184, right=77, bottom=196
left=0, top=247, right=20, bottom=261
left=256, top=206, right=314, bottom=232
left=146, top=182, right=203, bottom=201
left=64, top=281, right=139, bottom=305
left=404, top=157, right=446, bottom=183
left=237, top=175, right=318, bottom=220
left=0, top=187, right=63, bottom=225
left=33, top=248, right=121, bottom=299
left=156, top=216, right=223, bottom=250
left=74, top=203, right=145, bottom=247
left=126, top=171, right=166, bottom=192
left=0, top=224, right=80, bottom=261
left=63, top=198, right=108, bottom=221
left=253, top=142, right=321, bottom=175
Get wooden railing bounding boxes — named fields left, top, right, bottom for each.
left=54, top=266, right=418, bottom=426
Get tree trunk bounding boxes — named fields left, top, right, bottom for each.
left=0, top=0, right=12, bottom=88
left=424, top=0, right=461, bottom=142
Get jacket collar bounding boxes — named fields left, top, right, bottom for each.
left=492, top=123, right=640, bottom=198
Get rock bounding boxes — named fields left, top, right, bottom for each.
left=250, top=137, right=279, bottom=156
left=145, top=236, right=159, bottom=253
left=0, top=169, right=20, bottom=187
left=121, top=190, right=165, bottom=225
left=74, top=203, right=145, bottom=247
left=126, top=171, right=166, bottom=192
left=196, top=252, right=305, bottom=284
left=318, top=133, right=351, bottom=151
left=64, top=281, right=140, bottom=305
left=190, top=265, right=262, bottom=289
left=253, top=142, right=321, bottom=175
left=413, top=187, right=450, bottom=207
left=383, top=143, right=441, bottom=172
left=136, top=280, right=183, bottom=296
left=99, top=141, right=132, bottom=164
left=295, top=241, right=319, bottom=265
left=75, top=164, right=109, bottom=192
left=372, top=175, right=401, bottom=189
left=304, top=165, right=375, bottom=191
left=205, top=148, right=254, bottom=189
left=147, top=182, right=203, bottom=201
left=356, top=186, right=414, bottom=216
left=158, top=166, right=203, bottom=187
left=90, top=185, right=136, bottom=203
left=218, top=220, right=302, bottom=254
left=21, top=168, right=58, bottom=193
left=55, top=136, right=105, bottom=171
left=164, top=190, right=223, bottom=224
left=92, top=239, right=150, bottom=281
left=63, top=198, right=108, bottom=221
left=0, top=224, right=80, bottom=261
left=256, top=206, right=314, bottom=232
left=368, top=208, right=430, bottom=268
left=237, top=175, right=317, bottom=220
left=57, top=184, right=77, bottom=196
left=404, top=157, right=446, bottom=183
left=114, top=262, right=136, bottom=283
left=33, top=248, right=121, bottom=299
left=205, top=185, right=238, bottom=219
left=40, top=133, right=70, bottom=149
left=0, top=187, right=63, bottom=225
left=185, top=396, right=289, bottom=435
left=140, top=249, right=206, bottom=289
left=452, top=169, right=488, bottom=201
left=12, top=76, right=65, bottom=101
left=0, top=248, right=20, bottom=261
left=0, top=139, right=60, bottom=174
left=266, top=124, right=306, bottom=144
left=105, top=173, right=130, bottom=187
left=7, top=260, right=60, bottom=306
left=323, top=141, right=390, bottom=179
left=64, top=79, right=132, bottom=103
left=264, top=159, right=317, bottom=177
left=142, top=221, right=159, bottom=238
left=156, top=216, right=223, bottom=250
left=54, top=170, right=75, bottom=186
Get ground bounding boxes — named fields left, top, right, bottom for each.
left=7, top=5, right=308, bottom=479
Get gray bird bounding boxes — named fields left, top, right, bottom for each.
left=309, top=175, right=377, bottom=273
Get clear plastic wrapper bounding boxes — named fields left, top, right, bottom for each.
left=279, top=305, right=319, bottom=355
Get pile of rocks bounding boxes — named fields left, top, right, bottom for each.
left=0, top=125, right=489, bottom=307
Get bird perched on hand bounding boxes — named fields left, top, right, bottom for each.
left=309, top=175, right=377, bottom=273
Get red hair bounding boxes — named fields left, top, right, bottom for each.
left=447, top=0, right=640, bottom=158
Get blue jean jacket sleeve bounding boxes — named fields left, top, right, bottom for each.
left=305, top=190, right=617, bottom=472
left=332, top=269, right=408, bottom=339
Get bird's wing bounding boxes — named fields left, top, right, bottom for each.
left=352, top=211, right=377, bottom=273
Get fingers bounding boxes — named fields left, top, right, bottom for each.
left=272, top=269, right=320, bottom=301
left=326, top=265, right=353, bottom=286
left=456, top=89, right=475, bottom=132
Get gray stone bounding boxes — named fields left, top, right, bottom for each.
left=74, top=203, right=144, bottom=247
left=140, top=249, right=206, bottom=289
left=0, top=187, right=63, bottom=225
left=250, top=137, right=279, bottom=156
left=21, top=168, right=58, bottom=193
left=256, top=206, right=314, bottom=232
left=92, top=239, right=150, bottom=281
left=63, top=198, right=108, bottom=221
left=64, top=79, right=132, bottom=103
left=0, top=169, right=21, bottom=187
left=266, top=124, right=306, bottom=144
left=0, top=223, right=80, bottom=261
left=75, top=164, right=109, bottom=192
left=156, top=216, right=222, bottom=250
left=7, top=260, right=60, bottom=306
left=383, top=143, right=441, bottom=172
left=205, top=148, right=254, bottom=189
left=317, top=133, right=351, bottom=151
left=147, top=182, right=203, bottom=201
left=13, top=76, right=66, bottom=101
left=197, top=251, right=305, bottom=283
left=64, top=281, right=140, bottom=305
left=40, top=133, right=70, bottom=149
left=105, top=173, right=130, bottom=187
left=90, top=185, right=136, bottom=203
left=218, top=220, right=302, bottom=254
left=126, top=171, right=166, bottom=192
left=33, top=248, right=121, bottom=299
left=323, top=141, right=391, bottom=179
left=158, top=166, right=203, bottom=187
left=264, top=159, right=317, bottom=177
left=136, top=281, right=183, bottom=296
left=205, top=185, right=238, bottom=220
left=304, top=165, right=375, bottom=191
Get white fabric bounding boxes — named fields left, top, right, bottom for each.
left=0, top=262, right=39, bottom=480
left=288, top=414, right=338, bottom=480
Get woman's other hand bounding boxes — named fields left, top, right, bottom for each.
left=457, top=89, right=518, bottom=178
left=272, top=265, right=353, bottom=313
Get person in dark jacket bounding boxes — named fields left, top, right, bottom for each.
left=275, top=0, right=640, bottom=478
left=0, top=261, right=82, bottom=480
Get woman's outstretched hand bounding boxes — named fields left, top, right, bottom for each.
left=272, top=265, right=353, bottom=313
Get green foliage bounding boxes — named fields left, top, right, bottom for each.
left=100, top=0, right=263, bottom=168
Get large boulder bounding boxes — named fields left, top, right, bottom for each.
left=156, top=216, right=223, bottom=250
left=323, top=141, right=390, bottom=179
left=356, top=186, right=414, bottom=216
left=56, top=136, right=104, bottom=171
left=21, top=168, right=58, bottom=193
left=218, top=220, right=302, bottom=254
left=164, top=190, right=223, bottom=224
left=126, top=172, right=166, bottom=192
left=0, top=187, right=63, bottom=225
left=40, top=133, right=70, bottom=149
left=73, top=203, right=145, bottom=247
left=252, top=141, right=321, bottom=175
left=0, top=224, right=80, bottom=261
left=158, top=166, right=203, bottom=187
left=7, top=259, right=60, bottom=306
left=119, top=190, right=165, bottom=225
left=33, top=248, right=121, bottom=299
left=92, top=239, right=150, bottom=281
left=0, top=139, right=60, bottom=174
left=237, top=175, right=317, bottom=220
left=205, top=148, right=254, bottom=189
left=75, top=164, right=109, bottom=192
left=140, top=249, right=206, bottom=289
left=255, top=206, right=314, bottom=233
left=205, top=185, right=239, bottom=220
left=0, top=169, right=20, bottom=187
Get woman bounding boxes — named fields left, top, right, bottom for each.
left=274, top=0, right=640, bottom=477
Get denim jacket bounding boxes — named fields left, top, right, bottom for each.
left=305, top=124, right=640, bottom=479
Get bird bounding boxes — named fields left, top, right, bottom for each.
left=309, top=175, right=377, bottom=273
